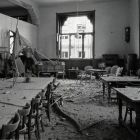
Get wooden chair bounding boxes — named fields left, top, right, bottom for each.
left=110, top=65, right=119, bottom=75
left=56, top=62, right=65, bottom=79
left=123, top=105, right=134, bottom=127
left=17, top=103, right=35, bottom=140
left=0, top=112, right=20, bottom=140
left=77, top=65, right=94, bottom=84
left=31, top=96, right=44, bottom=140
left=109, top=65, right=123, bottom=102
left=42, top=83, right=54, bottom=122
left=103, top=66, right=111, bottom=75
left=123, top=86, right=139, bottom=127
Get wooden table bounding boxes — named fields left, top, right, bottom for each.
left=0, top=89, right=40, bottom=107
left=114, top=87, right=140, bottom=140
left=87, top=69, right=106, bottom=79
left=100, top=76, right=140, bottom=101
left=0, top=77, right=53, bottom=129
left=6, top=77, right=53, bottom=90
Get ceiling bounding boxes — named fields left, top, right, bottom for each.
left=0, top=0, right=119, bottom=25
left=0, top=0, right=31, bottom=24
left=31, top=0, right=116, bottom=6
left=0, top=0, right=18, bottom=8
left=0, top=0, right=82, bottom=8
left=0, top=0, right=119, bottom=8
left=0, top=0, right=79, bottom=8
left=31, top=0, right=84, bottom=5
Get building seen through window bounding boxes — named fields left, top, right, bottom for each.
left=59, top=15, right=93, bottom=59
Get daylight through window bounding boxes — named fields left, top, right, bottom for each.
left=58, top=14, right=94, bottom=59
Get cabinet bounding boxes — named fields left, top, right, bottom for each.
left=102, top=54, right=119, bottom=66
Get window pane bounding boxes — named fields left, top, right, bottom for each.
left=84, top=35, right=93, bottom=59
left=10, top=31, right=14, bottom=54
left=70, top=35, right=82, bottom=58
left=61, top=35, right=69, bottom=59
left=62, top=16, right=93, bottom=34
left=59, top=14, right=93, bottom=59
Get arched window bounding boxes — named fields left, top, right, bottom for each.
left=56, top=11, right=95, bottom=59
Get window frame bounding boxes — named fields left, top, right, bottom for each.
left=56, top=10, right=95, bottom=60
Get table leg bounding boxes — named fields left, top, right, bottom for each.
left=102, top=82, right=105, bottom=99
left=90, top=73, right=92, bottom=84
left=95, top=72, right=99, bottom=79
left=108, top=83, right=111, bottom=103
left=68, top=71, right=70, bottom=79
left=135, top=105, right=140, bottom=140
left=118, top=97, right=123, bottom=126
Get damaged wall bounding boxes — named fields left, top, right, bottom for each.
left=0, top=13, right=38, bottom=50
left=8, top=0, right=40, bottom=25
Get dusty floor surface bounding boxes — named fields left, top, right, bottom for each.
left=33, top=79, right=135, bottom=140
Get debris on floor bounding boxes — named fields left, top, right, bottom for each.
left=33, top=79, right=134, bottom=140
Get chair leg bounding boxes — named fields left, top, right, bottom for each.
left=35, top=129, right=39, bottom=140
left=40, top=118, right=45, bottom=132
left=130, top=109, right=133, bottom=127
left=15, top=128, right=19, bottom=140
left=124, top=107, right=133, bottom=127
left=124, top=107, right=128, bottom=122
left=63, top=73, right=64, bottom=79
left=36, top=117, right=40, bottom=140
left=28, top=114, right=31, bottom=140
left=46, top=108, right=50, bottom=122
left=24, top=133, right=26, bottom=140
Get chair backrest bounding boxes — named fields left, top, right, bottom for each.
left=45, top=83, right=52, bottom=101
left=105, top=66, right=111, bottom=74
left=61, top=61, right=65, bottom=69
left=110, top=65, right=119, bottom=75
left=44, top=83, right=53, bottom=121
left=1, top=113, right=20, bottom=139
left=30, top=98, right=40, bottom=116
left=116, top=67, right=123, bottom=76
left=84, top=65, right=93, bottom=71
left=18, top=104, right=31, bottom=117
left=32, top=95, right=42, bottom=107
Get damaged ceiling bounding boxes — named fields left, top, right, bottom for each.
left=0, top=0, right=124, bottom=25
left=0, top=0, right=38, bottom=25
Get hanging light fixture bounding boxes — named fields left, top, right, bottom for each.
left=75, top=0, right=80, bottom=39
